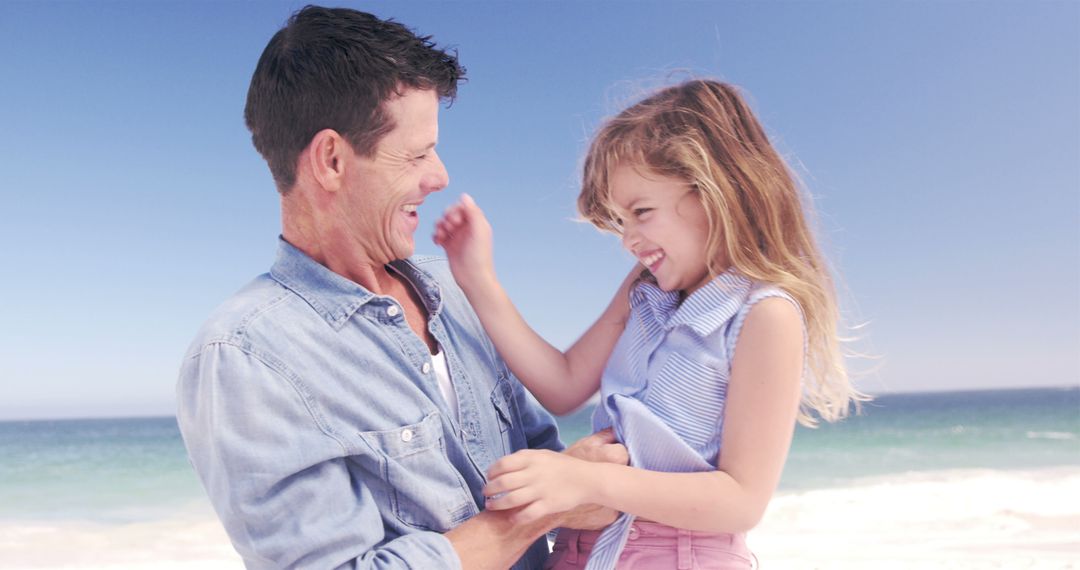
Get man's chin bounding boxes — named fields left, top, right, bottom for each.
left=391, top=238, right=415, bottom=261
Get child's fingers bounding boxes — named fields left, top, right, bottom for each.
left=444, top=204, right=465, bottom=226
left=435, top=220, right=463, bottom=245
left=432, top=227, right=448, bottom=247
left=433, top=219, right=453, bottom=238
left=483, top=471, right=528, bottom=497
left=485, top=486, right=538, bottom=511
left=488, top=453, right=520, bottom=481
left=434, top=218, right=452, bottom=236
left=459, top=193, right=488, bottom=226
left=486, top=450, right=534, bottom=479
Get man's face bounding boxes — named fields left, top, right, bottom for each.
left=337, top=88, right=448, bottom=264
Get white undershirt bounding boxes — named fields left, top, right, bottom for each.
left=383, top=263, right=459, bottom=421
left=429, top=349, right=458, bottom=421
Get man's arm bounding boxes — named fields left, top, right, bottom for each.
left=446, top=509, right=551, bottom=570
left=177, top=342, right=462, bottom=569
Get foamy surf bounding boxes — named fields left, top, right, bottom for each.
left=1, top=467, right=1077, bottom=569
left=750, top=466, right=1080, bottom=569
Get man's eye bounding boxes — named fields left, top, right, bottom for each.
left=413, top=154, right=428, bottom=161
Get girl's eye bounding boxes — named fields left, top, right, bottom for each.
left=633, top=208, right=652, bottom=217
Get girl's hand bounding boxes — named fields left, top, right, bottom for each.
left=484, top=449, right=595, bottom=525
left=433, top=194, right=496, bottom=292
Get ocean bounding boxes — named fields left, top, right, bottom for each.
left=555, top=386, right=1079, bottom=489
left=1, top=386, right=1077, bottom=568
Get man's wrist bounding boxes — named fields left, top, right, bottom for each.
left=446, top=508, right=555, bottom=570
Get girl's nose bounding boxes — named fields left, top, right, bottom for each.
left=621, top=224, right=640, bottom=251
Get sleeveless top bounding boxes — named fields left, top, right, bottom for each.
left=583, top=269, right=803, bottom=570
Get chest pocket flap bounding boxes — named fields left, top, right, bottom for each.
left=359, top=412, right=476, bottom=531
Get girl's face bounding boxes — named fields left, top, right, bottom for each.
left=610, top=164, right=715, bottom=294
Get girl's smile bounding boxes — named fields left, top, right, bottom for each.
left=610, top=164, right=715, bottom=294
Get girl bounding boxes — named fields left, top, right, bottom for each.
left=434, top=79, right=860, bottom=569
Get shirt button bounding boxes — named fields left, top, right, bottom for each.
left=386, top=305, right=400, bottom=317
left=421, top=362, right=432, bottom=374
left=628, top=525, right=639, bottom=540
left=400, top=429, right=414, bottom=442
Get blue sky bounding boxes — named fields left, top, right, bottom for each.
left=1, top=1, right=1076, bottom=420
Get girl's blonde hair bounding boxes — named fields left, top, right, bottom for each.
left=580, top=79, right=863, bottom=425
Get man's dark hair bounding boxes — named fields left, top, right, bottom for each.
left=244, top=5, right=465, bottom=193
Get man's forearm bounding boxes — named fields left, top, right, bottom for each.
left=446, top=508, right=555, bottom=570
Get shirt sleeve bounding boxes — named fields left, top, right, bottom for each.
left=176, top=341, right=462, bottom=570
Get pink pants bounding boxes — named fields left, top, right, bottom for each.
left=544, top=521, right=754, bottom=570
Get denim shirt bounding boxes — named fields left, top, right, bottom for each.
left=177, top=239, right=561, bottom=569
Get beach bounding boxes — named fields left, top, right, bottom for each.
left=2, top=466, right=1077, bottom=569
left=1, top=387, right=1077, bottom=568
left=752, top=466, right=1080, bottom=569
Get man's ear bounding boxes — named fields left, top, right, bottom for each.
left=306, top=128, right=349, bottom=193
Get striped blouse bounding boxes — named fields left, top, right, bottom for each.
left=583, top=269, right=800, bottom=570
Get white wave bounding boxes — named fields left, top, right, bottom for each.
left=0, top=502, right=242, bottom=570
left=3, top=468, right=1079, bottom=569
left=1026, top=430, right=1077, bottom=440
left=751, top=466, right=1080, bottom=569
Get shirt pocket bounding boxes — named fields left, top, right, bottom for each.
left=490, top=374, right=516, bottom=434
left=644, top=351, right=727, bottom=450
left=490, top=373, right=527, bottom=456
left=358, top=412, right=476, bottom=532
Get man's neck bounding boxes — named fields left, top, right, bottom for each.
left=281, top=189, right=405, bottom=295
left=282, top=203, right=435, bottom=352
left=282, top=226, right=403, bottom=298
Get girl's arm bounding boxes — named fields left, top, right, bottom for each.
left=484, top=297, right=804, bottom=532
left=434, top=194, right=636, bottom=415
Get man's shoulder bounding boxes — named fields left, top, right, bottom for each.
left=183, top=273, right=296, bottom=358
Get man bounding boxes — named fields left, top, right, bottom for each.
left=176, top=6, right=623, bottom=569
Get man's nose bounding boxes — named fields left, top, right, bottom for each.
left=423, top=151, right=449, bottom=193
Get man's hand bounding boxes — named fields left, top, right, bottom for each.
left=558, top=429, right=628, bottom=530
left=564, top=428, right=629, bottom=466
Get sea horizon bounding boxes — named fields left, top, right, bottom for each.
left=2, top=383, right=1076, bottom=424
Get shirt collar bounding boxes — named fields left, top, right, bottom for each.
left=268, top=238, right=443, bottom=329
left=634, top=268, right=753, bottom=337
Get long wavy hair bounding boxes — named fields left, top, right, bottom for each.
left=579, top=79, right=863, bottom=425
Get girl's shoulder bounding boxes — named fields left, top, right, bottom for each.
left=743, top=281, right=801, bottom=313
left=725, top=281, right=806, bottom=359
